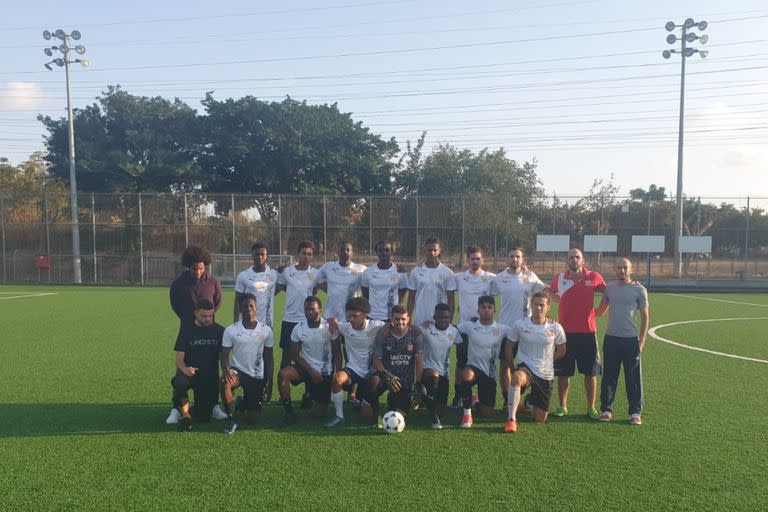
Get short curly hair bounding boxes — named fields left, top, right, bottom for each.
left=181, top=245, right=212, bottom=268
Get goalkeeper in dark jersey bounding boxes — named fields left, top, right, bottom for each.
left=369, top=305, right=424, bottom=421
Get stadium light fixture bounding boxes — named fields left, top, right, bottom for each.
left=42, top=28, right=89, bottom=284
left=661, top=18, right=709, bottom=278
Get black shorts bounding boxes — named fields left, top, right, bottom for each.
left=466, top=365, right=497, bottom=408
left=280, top=321, right=299, bottom=350
left=232, top=368, right=266, bottom=410
left=515, top=363, right=553, bottom=412
left=290, top=366, right=332, bottom=404
left=554, top=332, right=602, bottom=377
left=422, top=374, right=450, bottom=405
left=340, top=367, right=368, bottom=387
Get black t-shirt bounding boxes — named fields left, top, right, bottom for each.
left=174, top=322, right=225, bottom=377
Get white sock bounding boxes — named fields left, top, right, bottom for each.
left=508, top=385, right=521, bottom=421
left=463, top=407, right=472, bottom=416
left=331, top=390, right=344, bottom=418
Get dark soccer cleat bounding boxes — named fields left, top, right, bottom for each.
left=178, top=415, right=192, bottom=432
left=325, top=415, right=344, bottom=427
left=300, top=393, right=313, bottom=410
left=223, top=419, right=238, bottom=435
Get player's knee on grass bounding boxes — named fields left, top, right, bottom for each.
left=532, top=408, right=548, bottom=423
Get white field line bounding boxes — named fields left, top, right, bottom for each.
left=667, top=293, right=768, bottom=308
left=0, top=292, right=58, bottom=300
left=648, top=317, right=768, bottom=364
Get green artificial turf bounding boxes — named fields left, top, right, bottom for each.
left=1, top=286, right=767, bottom=511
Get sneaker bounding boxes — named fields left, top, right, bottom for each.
left=349, top=398, right=362, bottom=409
left=223, top=418, right=238, bottom=435
left=552, top=405, right=568, bottom=417
left=588, top=408, right=601, bottom=420
left=300, top=393, right=313, bottom=410
left=504, top=419, right=518, bottom=433
left=598, top=411, right=613, bottom=422
left=178, top=415, right=192, bottom=432
left=431, top=419, right=444, bottom=430
left=165, top=408, right=181, bottom=425
left=325, top=415, right=345, bottom=427
left=629, top=414, right=642, bottom=425
left=211, top=404, right=228, bottom=420
left=459, top=414, right=473, bottom=428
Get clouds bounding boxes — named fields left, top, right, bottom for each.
left=0, top=82, right=48, bottom=110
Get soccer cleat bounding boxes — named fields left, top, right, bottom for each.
left=178, top=415, right=192, bottom=432
left=504, top=419, right=518, bottom=433
left=325, top=415, right=345, bottom=427
left=629, top=414, right=642, bottom=425
left=459, top=414, right=473, bottom=428
left=552, top=405, right=568, bottom=417
left=223, top=418, right=238, bottom=435
left=588, top=408, right=601, bottom=420
left=211, top=404, right=228, bottom=420
left=300, top=393, right=313, bottom=410
left=165, top=408, right=181, bottom=425
left=598, top=411, right=613, bottom=422
left=431, top=420, right=444, bottom=430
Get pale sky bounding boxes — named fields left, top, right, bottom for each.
left=1, top=0, right=766, bottom=202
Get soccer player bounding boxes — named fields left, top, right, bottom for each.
left=361, top=240, right=408, bottom=322
left=219, top=293, right=274, bottom=435
left=369, top=306, right=424, bottom=421
left=325, top=297, right=385, bottom=427
left=168, top=299, right=226, bottom=431
left=595, top=257, right=649, bottom=425
left=407, top=237, right=456, bottom=327
left=455, top=246, right=495, bottom=323
left=419, top=303, right=462, bottom=429
left=276, top=240, right=319, bottom=370
left=169, top=245, right=222, bottom=328
left=503, top=292, right=566, bottom=433
left=455, top=295, right=512, bottom=428
left=315, top=241, right=367, bottom=321
left=278, top=296, right=340, bottom=424
left=551, top=248, right=606, bottom=419
left=233, top=242, right=278, bottom=327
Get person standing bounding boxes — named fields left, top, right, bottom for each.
left=169, top=245, right=222, bottom=328
left=595, top=257, right=649, bottom=425
left=407, top=237, right=456, bottom=327
left=233, top=242, right=278, bottom=327
left=361, top=240, right=408, bottom=322
left=315, top=241, right=367, bottom=321
left=454, top=246, right=495, bottom=323
left=551, top=248, right=606, bottom=419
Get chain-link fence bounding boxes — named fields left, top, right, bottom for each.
left=1, top=191, right=766, bottom=285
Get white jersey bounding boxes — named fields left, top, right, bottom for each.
left=360, top=263, right=408, bottom=321
left=331, top=319, right=385, bottom=378
left=290, top=318, right=333, bottom=375
left=457, top=320, right=511, bottom=379
left=234, top=266, right=279, bottom=327
left=454, top=270, right=496, bottom=323
left=509, top=317, right=566, bottom=381
left=407, top=262, right=457, bottom=326
left=490, top=269, right=546, bottom=327
left=316, top=261, right=367, bottom=320
left=278, top=265, right=320, bottom=323
left=222, top=321, right=274, bottom=379
left=421, top=324, right=462, bottom=376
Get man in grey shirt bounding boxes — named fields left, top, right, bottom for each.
left=595, top=257, right=649, bottom=425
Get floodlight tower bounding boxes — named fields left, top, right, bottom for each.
left=43, top=29, right=90, bottom=284
left=663, top=18, right=708, bottom=278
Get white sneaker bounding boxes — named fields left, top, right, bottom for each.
left=431, top=420, right=444, bottom=430
left=165, top=408, right=181, bottom=425
left=211, top=404, right=228, bottom=420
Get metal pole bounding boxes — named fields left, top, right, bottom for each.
left=91, top=192, right=97, bottom=283
left=44, top=189, right=51, bottom=282
left=63, top=34, right=82, bottom=284
left=369, top=196, right=373, bottom=261
left=461, top=197, right=466, bottom=268
left=231, top=193, right=237, bottom=280
left=278, top=195, right=283, bottom=262
left=647, top=200, right=652, bottom=288
left=415, top=196, right=420, bottom=261
left=138, top=192, right=144, bottom=285
left=0, top=195, right=6, bottom=282
left=323, top=196, right=328, bottom=263
left=744, top=196, right=750, bottom=278
left=183, top=192, right=189, bottom=246
left=673, top=26, right=688, bottom=278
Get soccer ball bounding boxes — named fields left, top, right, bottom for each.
left=382, top=410, right=405, bottom=434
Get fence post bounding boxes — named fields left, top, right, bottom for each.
left=744, top=196, right=750, bottom=278
left=91, top=193, right=97, bottom=283
left=323, top=195, right=328, bottom=263
left=0, top=194, right=6, bottom=282
left=369, top=196, right=373, bottom=261
left=278, top=195, right=283, bottom=261
left=44, top=189, right=51, bottom=282
left=183, top=192, right=189, bottom=246
left=415, top=196, right=420, bottom=261
left=461, top=197, right=466, bottom=269
left=138, top=192, right=145, bottom=285
left=231, top=193, right=237, bottom=280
